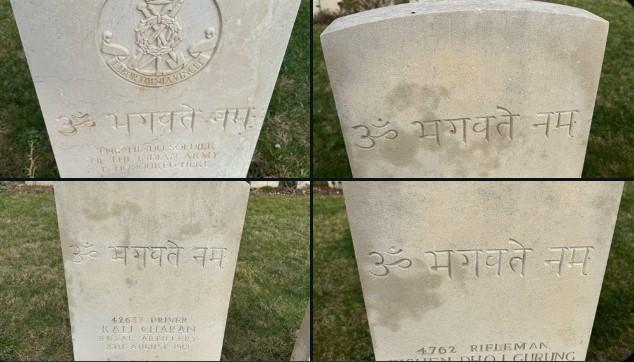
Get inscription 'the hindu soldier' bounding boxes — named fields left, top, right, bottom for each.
left=99, top=0, right=222, bottom=88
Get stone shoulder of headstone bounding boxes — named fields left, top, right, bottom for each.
left=322, top=0, right=609, bottom=178
left=11, top=0, right=300, bottom=178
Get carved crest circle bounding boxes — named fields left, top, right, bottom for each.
left=98, top=0, right=222, bottom=88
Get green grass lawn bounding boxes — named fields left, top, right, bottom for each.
left=314, top=183, right=634, bottom=361
left=0, top=0, right=309, bottom=178
left=314, top=0, right=634, bottom=178
left=0, top=187, right=309, bottom=361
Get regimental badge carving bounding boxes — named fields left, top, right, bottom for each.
left=98, top=0, right=222, bottom=88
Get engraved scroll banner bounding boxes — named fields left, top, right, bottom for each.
left=54, top=182, right=250, bottom=361
left=322, top=1, right=609, bottom=177
left=343, top=181, right=624, bottom=361
left=10, top=0, right=301, bottom=177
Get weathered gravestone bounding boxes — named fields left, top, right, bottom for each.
left=11, top=0, right=301, bottom=177
left=322, top=1, right=609, bottom=177
left=291, top=304, right=311, bottom=361
left=343, top=181, right=624, bottom=361
left=54, top=181, right=250, bottom=360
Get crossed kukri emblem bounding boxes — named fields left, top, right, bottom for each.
left=102, top=0, right=218, bottom=77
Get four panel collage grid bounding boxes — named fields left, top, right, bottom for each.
left=0, top=0, right=633, bottom=361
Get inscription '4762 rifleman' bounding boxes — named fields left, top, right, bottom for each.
left=100, top=0, right=222, bottom=88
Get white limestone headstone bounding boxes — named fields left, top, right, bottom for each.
left=322, top=1, right=609, bottom=177
left=11, top=0, right=301, bottom=178
left=343, top=181, right=624, bottom=361
left=54, top=181, right=250, bottom=361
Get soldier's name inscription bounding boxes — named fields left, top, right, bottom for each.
left=99, top=315, right=198, bottom=352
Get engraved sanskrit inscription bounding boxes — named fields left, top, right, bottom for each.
left=98, top=0, right=222, bottom=87
left=352, top=107, right=580, bottom=150
left=68, top=240, right=228, bottom=270
left=69, top=242, right=100, bottom=264
left=56, top=106, right=257, bottom=137
left=367, top=239, right=594, bottom=280
left=368, top=247, right=412, bottom=277
left=54, top=105, right=258, bottom=174
left=352, top=118, right=398, bottom=150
